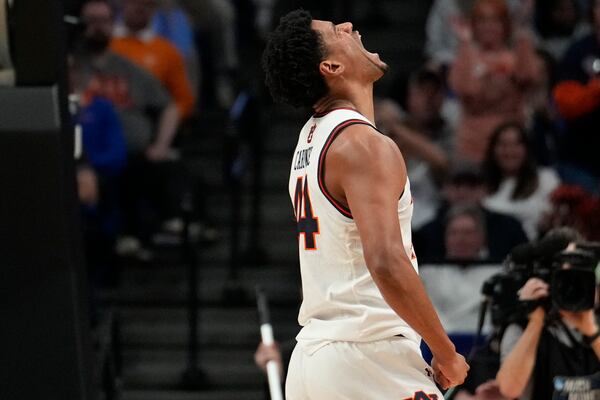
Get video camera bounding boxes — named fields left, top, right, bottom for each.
left=481, top=229, right=600, bottom=328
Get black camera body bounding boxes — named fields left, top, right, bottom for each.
left=551, top=250, right=597, bottom=312
left=483, top=244, right=598, bottom=328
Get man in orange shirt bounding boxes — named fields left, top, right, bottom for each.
left=111, top=0, right=196, bottom=121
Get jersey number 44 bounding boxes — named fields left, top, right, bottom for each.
left=293, top=175, right=320, bottom=251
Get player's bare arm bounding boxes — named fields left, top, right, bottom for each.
left=326, top=124, right=470, bottom=388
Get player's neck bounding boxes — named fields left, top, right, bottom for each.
left=314, top=83, right=375, bottom=122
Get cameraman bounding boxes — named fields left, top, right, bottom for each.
left=496, top=274, right=600, bottom=399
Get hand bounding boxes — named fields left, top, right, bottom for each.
left=454, top=390, right=476, bottom=400
left=474, top=380, right=510, bottom=400
left=518, top=278, right=549, bottom=321
left=450, top=15, right=472, bottom=43
left=560, top=309, right=599, bottom=336
left=431, top=351, right=469, bottom=389
left=518, top=278, right=549, bottom=301
left=145, top=143, right=171, bottom=161
left=374, top=99, right=403, bottom=135
left=254, top=342, right=283, bottom=378
left=77, top=167, right=98, bottom=205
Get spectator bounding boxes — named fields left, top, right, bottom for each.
left=449, top=0, right=542, bottom=162
left=375, top=76, right=451, bottom=228
left=254, top=0, right=277, bottom=39
left=540, top=184, right=600, bottom=241
left=74, top=90, right=127, bottom=243
left=77, top=0, right=178, bottom=158
left=534, top=0, right=590, bottom=61
left=402, top=69, right=454, bottom=153
left=414, top=161, right=528, bottom=263
left=482, top=122, right=561, bottom=240
left=151, top=0, right=200, bottom=97
left=112, top=0, right=196, bottom=118
left=71, top=55, right=128, bottom=286
left=179, top=0, right=238, bottom=107
left=445, top=205, right=488, bottom=261
left=553, top=0, right=600, bottom=194
left=425, top=0, right=531, bottom=67
left=76, top=0, right=193, bottom=258
left=528, top=49, right=561, bottom=167
left=70, top=51, right=127, bottom=225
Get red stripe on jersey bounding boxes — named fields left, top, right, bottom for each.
left=317, top=119, right=374, bottom=219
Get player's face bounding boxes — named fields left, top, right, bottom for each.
left=311, top=19, right=388, bottom=82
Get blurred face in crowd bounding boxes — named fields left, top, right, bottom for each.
left=407, top=82, right=443, bottom=125
left=493, top=127, right=527, bottom=177
left=374, top=98, right=403, bottom=134
left=122, top=0, right=158, bottom=32
left=550, top=0, right=578, bottom=33
left=472, top=0, right=509, bottom=50
left=594, top=0, right=600, bottom=36
left=445, top=213, right=486, bottom=260
left=444, top=181, right=487, bottom=206
left=81, top=1, right=113, bottom=54
left=311, top=20, right=388, bottom=86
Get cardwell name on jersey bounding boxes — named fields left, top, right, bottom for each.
left=293, top=146, right=313, bottom=170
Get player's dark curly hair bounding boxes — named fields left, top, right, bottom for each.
left=262, top=10, right=329, bottom=108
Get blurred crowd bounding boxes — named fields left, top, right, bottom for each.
left=68, top=0, right=276, bottom=292
left=376, top=0, right=600, bottom=262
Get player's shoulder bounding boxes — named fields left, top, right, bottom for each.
left=329, top=122, right=399, bottom=160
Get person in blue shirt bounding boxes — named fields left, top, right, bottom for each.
left=78, top=96, right=127, bottom=178
left=76, top=95, right=127, bottom=288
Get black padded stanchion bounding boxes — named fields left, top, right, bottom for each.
left=0, top=1, right=95, bottom=399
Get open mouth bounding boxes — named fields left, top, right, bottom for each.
left=352, top=29, right=387, bottom=71
left=356, top=31, right=379, bottom=58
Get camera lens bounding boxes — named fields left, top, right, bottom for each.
left=552, top=269, right=596, bottom=311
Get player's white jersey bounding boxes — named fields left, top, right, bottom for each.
left=288, top=108, right=421, bottom=354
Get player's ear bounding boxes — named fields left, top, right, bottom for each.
left=319, top=59, right=345, bottom=78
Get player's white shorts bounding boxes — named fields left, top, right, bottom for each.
left=285, top=336, right=444, bottom=400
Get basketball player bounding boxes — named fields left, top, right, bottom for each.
left=262, top=10, right=469, bottom=399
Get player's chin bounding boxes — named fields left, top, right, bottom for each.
left=368, top=54, right=388, bottom=76
left=372, top=60, right=389, bottom=80
left=377, top=60, right=389, bottom=73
